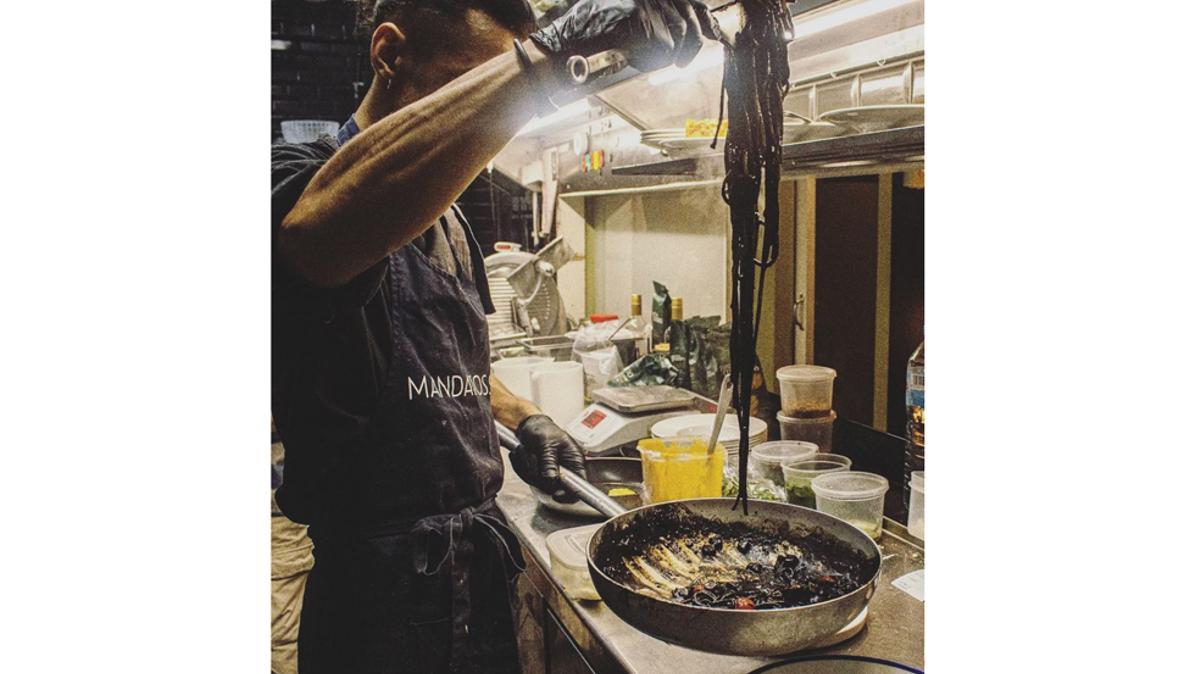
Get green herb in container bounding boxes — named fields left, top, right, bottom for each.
left=780, top=455, right=853, bottom=508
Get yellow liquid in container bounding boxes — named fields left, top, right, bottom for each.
left=636, top=437, right=725, bottom=503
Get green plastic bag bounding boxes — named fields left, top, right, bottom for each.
left=651, top=281, right=672, bottom=345
left=665, top=316, right=729, bottom=400
left=607, top=352, right=679, bottom=387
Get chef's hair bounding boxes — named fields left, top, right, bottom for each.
left=357, top=0, right=536, bottom=44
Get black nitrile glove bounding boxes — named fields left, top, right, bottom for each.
left=531, top=0, right=713, bottom=73
left=513, top=414, right=587, bottom=503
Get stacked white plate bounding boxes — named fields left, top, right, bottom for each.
left=817, top=104, right=924, bottom=133
left=640, top=128, right=688, bottom=148
left=641, top=122, right=817, bottom=151
left=650, top=413, right=768, bottom=459
left=783, top=120, right=847, bottom=141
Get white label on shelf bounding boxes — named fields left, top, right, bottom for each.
left=892, top=569, right=924, bottom=602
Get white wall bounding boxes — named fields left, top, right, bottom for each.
left=585, top=186, right=729, bottom=320
left=556, top=196, right=588, bottom=322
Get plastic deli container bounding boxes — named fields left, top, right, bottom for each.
left=748, top=441, right=820, bottom=486
left=280, top=119, right=339, bottom=143
left=907, top=470, right=924, bottom=540
left=637, top=437, right=725, bottom=503
left=811, top=471, right=890, bottom=540
left=547, top=524, right=603, bottom=601
left=780, top=454, right=852, bottom=508
left=777, top=410, right=836, bottom=452
left=776, top=365, right=837, bottom=418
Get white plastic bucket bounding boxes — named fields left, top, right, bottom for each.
left=530, top=361, right=585, bottom=426
left=491, top=356, right=552, bottom=400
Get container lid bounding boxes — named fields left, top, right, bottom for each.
left=547, top=524, right=602, bottom=572
left=777, top=410, right=838, bottom=424
left=911, top=470, right=924, bottom=492
left=782, top=455, right=849, bottom=477
left=776, top=364, right=837, bottom=383
left=783, top=453, right=853, bottom=471
left=811, top=471, right=889, bottom=501
left=810, top=453, right=852, bottom=465
left=750, top=441, right=819, bottom=464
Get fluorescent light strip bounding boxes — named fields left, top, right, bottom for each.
left=791, top=0, right=913, bottom=39
left=647, top=0, right=912, bottom=87
left=516, top=98, right=592, bottom=137
left=647, top=48, right=725, bottom=86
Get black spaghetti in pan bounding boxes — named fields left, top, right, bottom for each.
left=499, top=445, right=881, bottom=657
left=584, top=497, right=881, bottom=656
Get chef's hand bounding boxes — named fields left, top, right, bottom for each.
left=530, top=0, right=713, bottom=73
left=513, top=414, right=587, bottom=503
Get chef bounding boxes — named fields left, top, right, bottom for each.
left=271, top=1, right=713, bottom=672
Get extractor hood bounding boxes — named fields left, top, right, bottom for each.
left=514, top=0, right=925, bottom=194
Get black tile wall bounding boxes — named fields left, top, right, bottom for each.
left=270, top=0, right=534, bottom=252
left=458, top=169, right=536, bottom=255
left=271, top=0, right=368, bottom=141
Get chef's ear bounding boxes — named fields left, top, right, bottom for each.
left=369, top=21, right=409, bottom=86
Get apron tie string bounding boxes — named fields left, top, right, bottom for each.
left=409, top=497, right=526, bottom=668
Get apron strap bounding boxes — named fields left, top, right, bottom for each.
left=409, top=497, right=526, bottom=669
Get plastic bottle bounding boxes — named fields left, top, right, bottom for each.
left=904, top=341, right=925, bottom=509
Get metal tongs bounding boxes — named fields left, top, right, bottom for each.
left=566, top=2, right=736, bottom=85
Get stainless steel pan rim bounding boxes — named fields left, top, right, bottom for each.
left=494, top=422, right=882, bottom=655
left=585, top=497, right=883, bottom=610
left=584, top=498, right=883, bottom=655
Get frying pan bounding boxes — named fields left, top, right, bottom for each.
left=497, top=425, right=882, bottom=656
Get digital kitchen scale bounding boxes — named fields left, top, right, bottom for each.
left=565, top=385, right=702, bottom=456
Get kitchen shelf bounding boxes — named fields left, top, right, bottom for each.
left=611, top=125, right=924, bottom=178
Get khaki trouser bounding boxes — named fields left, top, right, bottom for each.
left=272, top=511, right=314, bottom=674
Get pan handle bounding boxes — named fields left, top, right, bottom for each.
left=496, top=423, right=521, bottom=451
left=495, top=422, right=627, bottom=519
left=559, top=469, right=627, bottom=519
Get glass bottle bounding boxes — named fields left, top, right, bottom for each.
left=626, top=293, right=651, bottom=358
left=904, top=340, right=925, bottom=509
left=659, top=297, right=684, bottom=350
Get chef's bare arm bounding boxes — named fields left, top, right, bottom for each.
left=491, top=374, right=540, bottom=431
left=278, top=41, right=550, bottom=288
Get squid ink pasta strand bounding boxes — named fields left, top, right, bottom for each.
left=715, top=0, right=792, bottom=512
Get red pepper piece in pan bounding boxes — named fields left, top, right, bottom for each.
left=733, top=596, right=756, bottom=610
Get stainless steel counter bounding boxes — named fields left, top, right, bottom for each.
left=496, top=456, right=925, bottom=673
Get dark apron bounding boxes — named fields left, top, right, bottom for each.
left=298, top=232, right=525, bottom=674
